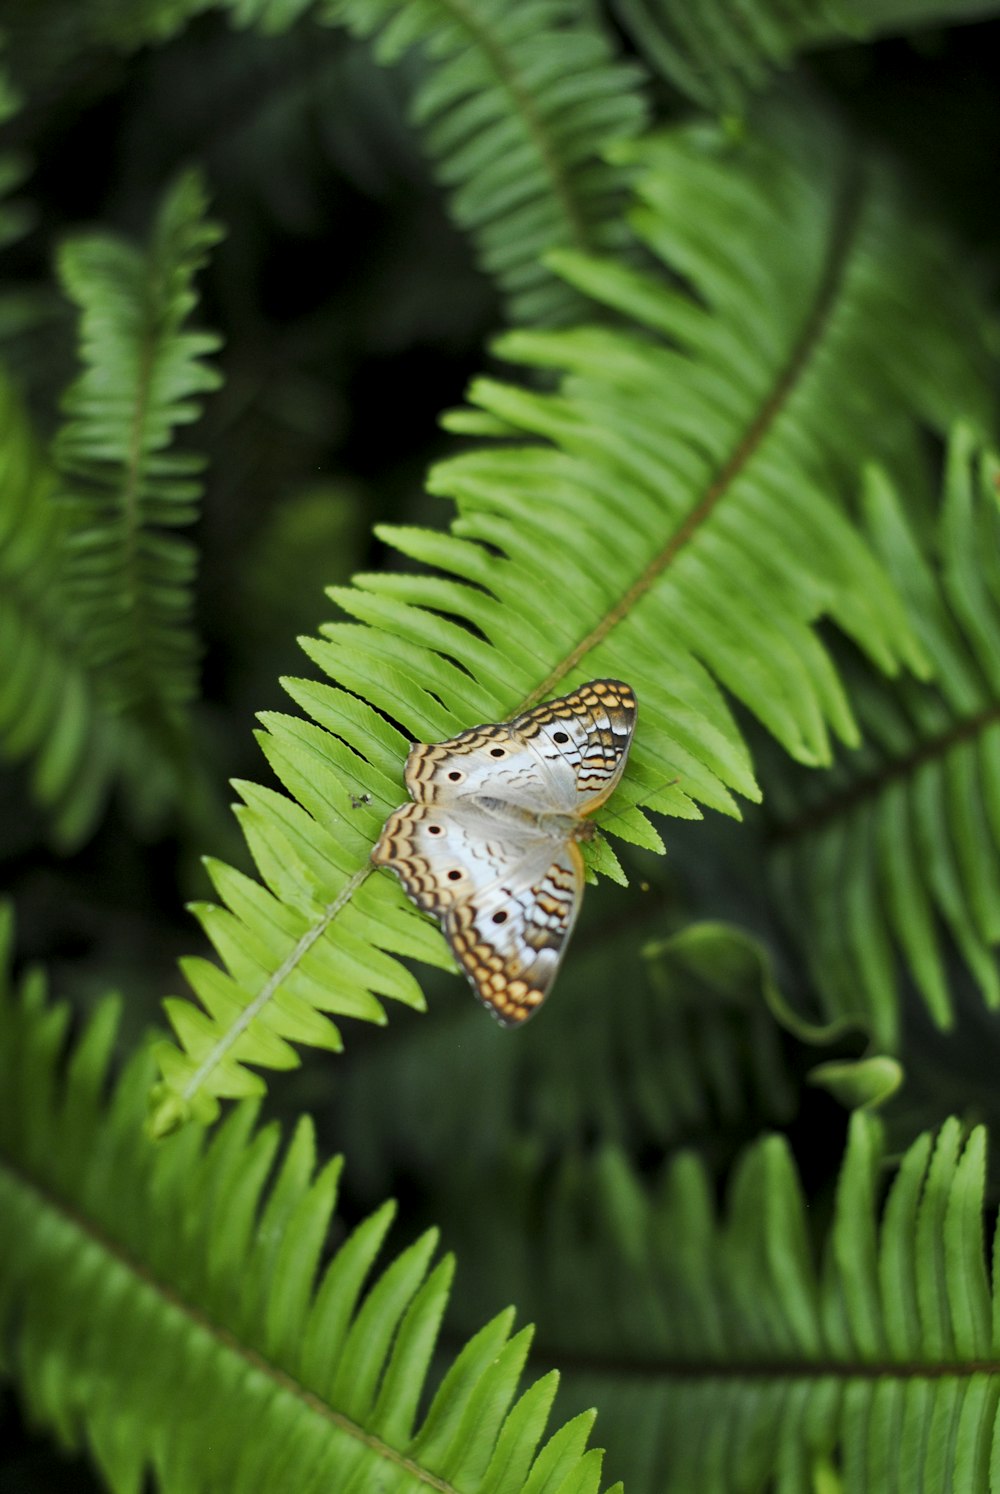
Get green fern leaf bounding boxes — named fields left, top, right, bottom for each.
left=443, top=1111, right=999, bottom=1491
left=766, top=425, right=1000, bottom=1050
left=227, top=0, right=320, bottom=31
left=613, top=0, right=994, bottom=114
left=324, top=0, right=649, bottom=325
left=0, top=904, right=614, bottom=1494
left=0, top=3, right=215, bottom=86
left=53, top=168, right=222, bottom=725
left=149, top=97, right=990, bottom=1132
left=613, top=0, right=863, bottom=113
left=0, top=63, right=33, bottom=253
left=0, top=370, right=123, bottom=845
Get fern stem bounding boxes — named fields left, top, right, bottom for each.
left=120, top=297, right=155, bottom=629
left=440, top=0, right=595, bottom=253
left=768, top=699, right=1000, bottom=844
left=527, top=1343, right=1000, bottom=1381
left=0, top=1151, right=461, bottom=1493
left=517, top=157, right=865, bottom=711
left=180, top=863, right=375, bottom=1105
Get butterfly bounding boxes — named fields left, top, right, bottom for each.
left=371, top=679, right=637, bottom=1025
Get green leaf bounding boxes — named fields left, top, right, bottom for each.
left=443, top=1113, right=1000, bottom=1490
left=0, top=369, right=122, bottom=846
left=53, top=168, right=222, bottom=731
left=0, top=903, right=613, bottom=1494
left=322, top=916, right=803, bottom=1201
left=766, top=427, right=1000, bottom=1050
left=612, top=0, right=999, bottom=115
left=327, top=0, right=649, bottom=325
left=810, top=1056, right=904, bottom=1110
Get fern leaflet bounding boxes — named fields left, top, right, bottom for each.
left=54, top=168, right=222, bottom=727
left=613, top=0, right=992, bottom=114
left=613, top=0, right=861, bottom=113
left=321, top=0, right=650, bottom=325
left=0, top=904, right=617, bottom=1494
left=0, top=370, right=123, bottom=845
left=766, top=426, right=1000, bottom=1050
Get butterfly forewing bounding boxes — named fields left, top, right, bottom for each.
left=373, top=680, right=636, bottom=1023
left=403, top=720, right=550, bottom=808
left=510, top=679, right=637, bottom=813
left=405, top=681, right=636, bottom=815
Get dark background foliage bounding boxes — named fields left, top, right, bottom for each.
left=2, top=5, right=1000, bottom=1488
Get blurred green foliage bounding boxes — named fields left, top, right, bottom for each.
left=3, top=2, right=1000, bottom=1490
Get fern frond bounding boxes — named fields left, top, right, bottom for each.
left=324, top=0, right=649, bottom=325
left=149, top=97, right=990, bottom=1132
left=0, top=64, right=33, bottom=254
left=767, top=425, right=1000, bottom=1051
left=0, top=370, right=123, bottom=845
left=613, top=0, right=995, bottom=114
left=0, top=904, right=615, bottom=1494
left=227, top=0, right=336, bottom=31
left=0, top=1, right=213, bottom=88
left=445, top=1111, right=1000, bottom=1491
left=0, top=58, right=66, bottom=382
left=612, top=0, right=858, bottom=113
left=0, top=66, right=113, bottom=843
left=326, top=918, right=800, bottom=1199
left=54, top=168, right=222, bottom=725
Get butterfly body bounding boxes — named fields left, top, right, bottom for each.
left=372, top=680, right=636, bottom=1025
left=459, top=795, right=594, bottom=841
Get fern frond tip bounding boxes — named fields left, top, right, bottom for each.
left=146, top=1078, right=193, bottom=1139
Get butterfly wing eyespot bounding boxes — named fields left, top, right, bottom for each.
left=371, top=802, right=506, bottom=917
left=373, top=681, right=636, bottom=1020
left=444, top=841, right=585, bottom=1026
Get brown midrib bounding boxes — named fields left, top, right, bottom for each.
left=447, top=0, right=594, bottom=252
left=526, top=1345, right=1000, bottom=1383
left=518, top=160, right=865, bottom=713
left=768, top=700, right=1000, bottom=845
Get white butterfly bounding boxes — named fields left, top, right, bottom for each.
left=372, top=680, right=637, bottom=1024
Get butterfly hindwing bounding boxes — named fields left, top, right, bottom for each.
left=371, top=802, right=585, bottom=1023
left=445, top=840, right=585, bottom=1025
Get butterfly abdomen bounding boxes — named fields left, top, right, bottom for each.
left=472, top=795, right=581, bottom=837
